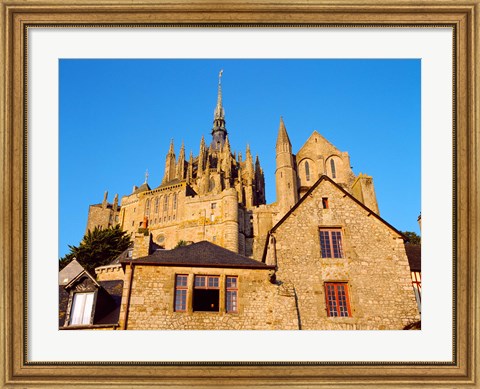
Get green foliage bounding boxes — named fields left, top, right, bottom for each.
left=137, top=227, right=149, bottom=236
left=59, top=225, right=131, bottom=275
left=402, top=231, right=421, bottom=245
left=174, top=240, right=188, bottom=248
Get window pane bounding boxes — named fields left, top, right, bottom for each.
left=175, top=289, right=187, bottom=311
left=319, top=231, right=331, bottom=258
left=331, top=231, right=343, bottom=258
left=326, top=284, right=337, bottom=317
left=208, top=276, right=219, bottom=288
left=176, top=275, right=187, bottom=287
left=226, top=276, right=237, bottom=288
left=320, top=229, right=343, bottom=258
left=325, top=283, right=350, bottom=317
left=70, top=292, right=94, bottom=325
left=195, top=276, right=206, bottom=287
left=226, top=290, right=238, bottom=313
left=337, top=285, right=349, bottom=317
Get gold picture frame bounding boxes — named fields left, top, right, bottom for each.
left=1, top=0, right=478, bottom=387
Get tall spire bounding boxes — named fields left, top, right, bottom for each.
left=211, top=69, right=227, bottom=150
left=214, top=69, right=224, bottom=120
left=162, top=139, right=176, bottom=184
left=176, top=141, right=185, bottom=180
left=276, top=116, right=292, bottom=150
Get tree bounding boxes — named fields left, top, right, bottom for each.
left=174, top=240, right=188, bottom=248
left=59, top=225, right=131, bottom=275
left=402, top=231, right=421, bottom=245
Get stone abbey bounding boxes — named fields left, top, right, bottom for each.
left=86, top=71, right=380, bottom=261
left=60, top=71, right=420, bottom=330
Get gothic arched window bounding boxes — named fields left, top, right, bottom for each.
left=330, top=159, right=337, bottom=179
left=173, top=193, right=177, bottom=210
left=154, top=197, right=159, bottom=214
left=164, top=195, right=169, bottom=212
left=305, top=161, right=310, bottom=182
left=145, top=199, right=150, bottom=216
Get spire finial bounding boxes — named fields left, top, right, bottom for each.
left=144, top=169, right=149, bottom=183
left=215, top=70, right=224, bottom=119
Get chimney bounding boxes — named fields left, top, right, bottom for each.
left=132, top=233, right=152, bottom=259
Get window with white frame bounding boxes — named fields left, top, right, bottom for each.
left=69, top=292, right=95, bottom=325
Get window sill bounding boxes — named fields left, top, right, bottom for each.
left=325, top=316, right=355, bottom=323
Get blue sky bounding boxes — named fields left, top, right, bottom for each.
left=59, top=59, right=420, bottom=258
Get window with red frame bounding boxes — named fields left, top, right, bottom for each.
left=319, top=228, right=344, bottom=258
left=226, top=276, right=238, bottom=313
left=174, top=274, right=188, bottom=312
left=325, top=282, right=351, bottom=317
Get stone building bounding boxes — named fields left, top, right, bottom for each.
left=88, top=71, right=265, bottom=257
left=63, top=70, right=420, bottom=330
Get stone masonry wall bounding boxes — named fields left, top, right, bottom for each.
left=86, top=205, right=118, bottom=233
left=95, top=265, right=124, bottom=281
left=295, top=131, right=356, bottom=190
left=270, top=179, right=420, bottom=330
left=121, top=265, right=299, bottom=330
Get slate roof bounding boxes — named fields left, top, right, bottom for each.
left=405, top=244, right=421, bottom=272
left=58, top=259, right=84, bottom=286
left=157, top=178, right=183, bottom=188
left=121, top=240, right=274, bottom=269
left=94, top=280, right=124, bottom=325
left=133, top=182, right=151, bottom=194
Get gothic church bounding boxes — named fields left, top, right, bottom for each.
left=61, top=71, right=420, bottom=330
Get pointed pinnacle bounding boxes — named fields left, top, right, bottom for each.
left=277, top=116, right=291, bottom=147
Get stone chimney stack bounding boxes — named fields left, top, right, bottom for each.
left=132, top=233, right=152, bottom=259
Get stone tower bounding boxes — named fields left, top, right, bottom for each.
left=275, top=117, right=298, bottom=213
